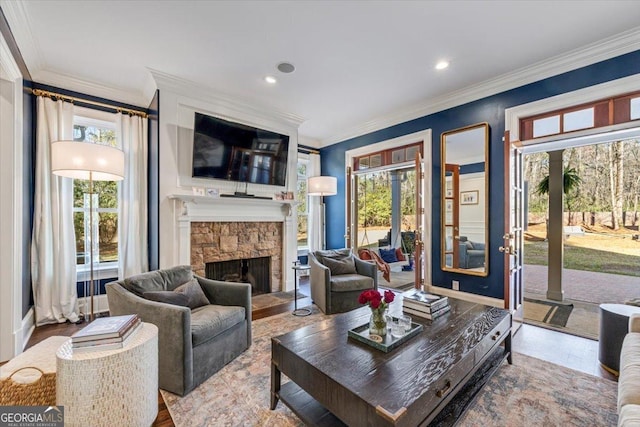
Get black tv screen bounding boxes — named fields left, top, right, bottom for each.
left=192, top=112, right=289, bottom=186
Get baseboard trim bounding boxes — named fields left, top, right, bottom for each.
left=21, top=307, right=34, bottom=350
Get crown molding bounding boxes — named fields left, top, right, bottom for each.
left=1, top=0, right=42, bottom=74
left=149, top=68, right=306, bottom=128
left=32, top=69, right=149, bottom=108
left=319, top=27, right=640, bottom=148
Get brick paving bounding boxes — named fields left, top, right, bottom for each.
left=524, top=264, right=640, bottom=304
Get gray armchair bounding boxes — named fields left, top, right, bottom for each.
left=106, top=265, right=251, bottom=396
left=309, top=249, right=377, bottom=314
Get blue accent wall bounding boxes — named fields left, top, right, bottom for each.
left=460, top=162, right=485, bottom=174
left=321, top=50, right=640, bottom=300
left=22, top=82, right=35, bottom=317
left=148, top=90, right=160, bottom=271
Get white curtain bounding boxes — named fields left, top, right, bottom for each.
left=307, top=153, right=322, bottom=252
left=31, top=97, right=79, bottom=325
left=117, top=113, right=148, bottom=278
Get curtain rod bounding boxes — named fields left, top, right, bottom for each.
left=298, top=144, right=320, bottom=155
left=31, top=88, right=148, bottom=118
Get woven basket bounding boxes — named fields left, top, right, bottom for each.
left=0, top=366, right=56, bottom=406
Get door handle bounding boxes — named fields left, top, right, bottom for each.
left=499, top=245, right=513, bottom=254
left=503, top=233, right=514, bottom=240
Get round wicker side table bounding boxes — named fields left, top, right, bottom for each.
left=56, top=322, right=158, bottom=427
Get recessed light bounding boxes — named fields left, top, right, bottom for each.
left=435, top=60, right=450, bottom=70
left=277, top=62, right=296, bottom=74
left=264, top=76, right=277, bottom=84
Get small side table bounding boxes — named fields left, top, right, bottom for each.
left=599, top=304, right=640, bottom=374
left=56, top=322, right=159, bottom=427
left=292, top=264, right=311, bottom=316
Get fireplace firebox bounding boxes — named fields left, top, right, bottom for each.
left=205, top=256, right=271, bottom=295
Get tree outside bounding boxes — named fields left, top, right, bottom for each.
left=524, top=138, right=640, bottom=277
left=73, top=125, right=119, bottom=264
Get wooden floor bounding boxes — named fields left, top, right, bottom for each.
left=21, top=278, right=616, bottom=426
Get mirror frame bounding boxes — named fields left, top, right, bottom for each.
left=440, top=122, right=489, bottom=277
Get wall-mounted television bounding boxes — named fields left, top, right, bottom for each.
left=192, top=112, right=289, bottom=186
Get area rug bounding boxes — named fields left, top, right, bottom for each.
left=161, top=309, right=618, bottom=427
left=251, top=290, right=306, bottom=310
left=524, top=297, right=574, bottom=327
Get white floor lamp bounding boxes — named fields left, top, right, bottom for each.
left=51, top=141, right=125, bottom=321
left=308, top=176, right=337, bottom=250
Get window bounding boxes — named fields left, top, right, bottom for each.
left=520, top=90, right=640, bottom=140
left=296, top=158, right=309, bottom=250
left=72, top=115, right=119, bottom=270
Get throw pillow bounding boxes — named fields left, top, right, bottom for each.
left=379, top=248, right=398, bottom=263
left=322, top=256, right=357, bottom=276
left=143, top=291, right=190, bottom=307
left=464, top=241, right=474, bottom=250
left=173, top=278, right=210, bottom=309
left=395, top=248, right=406, bottom=261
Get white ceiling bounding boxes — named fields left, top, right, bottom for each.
left=4, top=1, right=640, bottom=145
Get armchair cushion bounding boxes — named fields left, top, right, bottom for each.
left=314, top=248, right=352, bottom=264
left=122, top=265, right=193, bottom=296
left=173, top=278, right=210, bottom=309
left=190, top=305, right=246, bottom=347
left=322, top=256, right=357, bottom=275
left=143, top=291, right=190, bottom=307
left=330, top=274, right=375, bottom=292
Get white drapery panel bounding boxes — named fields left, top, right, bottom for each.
left=31, top=97, right=79, bottom=326
left=307, top=153, right=322, bottom=252
left=117, top=113, right=148, bottom=278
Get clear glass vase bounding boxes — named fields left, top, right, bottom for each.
left=369, top=308, right=387, bottom=337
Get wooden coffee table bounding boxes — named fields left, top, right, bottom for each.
left=271, top=298, right=511, bottom=426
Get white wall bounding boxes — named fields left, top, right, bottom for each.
left=153, top=72, right=303, bottom=291
left=0, top=31, right=26, bottom=359
left=458, top=172, right=485, bottom=243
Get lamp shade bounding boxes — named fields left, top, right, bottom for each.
left=307, top=176, right=337, bottom=196
left=51, top=141, right=124, bottom=181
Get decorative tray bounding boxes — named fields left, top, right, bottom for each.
left=347, top=318, right=423, bottom=353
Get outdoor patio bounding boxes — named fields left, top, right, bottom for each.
left=524, top=264, right=640, bottom=339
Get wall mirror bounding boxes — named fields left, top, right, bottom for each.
left=441, top=123, right=489, bottom=276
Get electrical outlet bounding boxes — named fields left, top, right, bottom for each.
left=452, top=280, right=460, bottom=291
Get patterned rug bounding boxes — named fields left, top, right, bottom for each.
left=251, top=290, right=305, bottom=310
left=161, top=308, right=618, bottom=426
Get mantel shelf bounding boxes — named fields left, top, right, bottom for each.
left=169, top=194, right=298, bottom=206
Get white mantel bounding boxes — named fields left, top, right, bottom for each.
left=170, top=194, right=296, bottom=222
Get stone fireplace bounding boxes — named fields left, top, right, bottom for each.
left=190, top=221, right=283, bottom=292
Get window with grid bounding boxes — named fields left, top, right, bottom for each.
left=297, top=158, right=309, bottom=250
left=72, top=115, right=119, bottom=268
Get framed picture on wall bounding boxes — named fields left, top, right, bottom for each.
left=460, top=190, right=479, bottom=205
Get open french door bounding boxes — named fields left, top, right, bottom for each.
left=414, top=153, right=424, bottom=290
left=503, top=131, right=524, bottom=330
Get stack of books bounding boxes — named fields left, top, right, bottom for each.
left=71, top=314, right=142, bottom=353
left=402, top=291, right=450, bottom=320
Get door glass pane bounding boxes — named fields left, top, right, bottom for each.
left=564, top=108, right=594, bottom=132
left=98, top=212, right=118, bottom=263
left=533, top=116, right=560, bottom=138
left=631, top=97, right=640, bottom=120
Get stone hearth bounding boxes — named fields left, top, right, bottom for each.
left=190, top=221, right=283, bottom=292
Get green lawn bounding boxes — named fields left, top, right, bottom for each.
left=524, top=240, right=640, bottom=277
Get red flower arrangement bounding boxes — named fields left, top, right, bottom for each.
left=358, top=289, right=395, bottom=311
